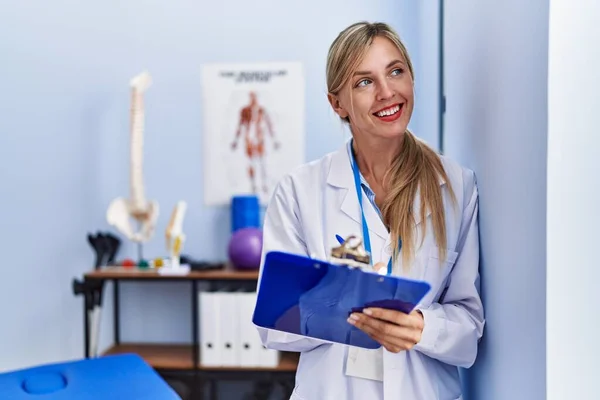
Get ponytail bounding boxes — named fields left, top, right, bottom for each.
left=380, top=131, right=456, bottom=271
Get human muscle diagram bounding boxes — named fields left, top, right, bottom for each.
left=201, top=62, right=305, bottom=206
left=230, top=91, right=280, bottom=195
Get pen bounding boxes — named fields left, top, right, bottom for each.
left=335, top=234, right=345, bottom=244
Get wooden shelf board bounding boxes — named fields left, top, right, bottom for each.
left=103, top=343, right=299, bottom=372
left=197, top=352, right=299, bottom=372
left=85, top=265, right=258, bottom=281
left=103, top=343, right=194, bottom=370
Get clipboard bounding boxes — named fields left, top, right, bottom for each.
left=253, top=251, right=431, bottom=349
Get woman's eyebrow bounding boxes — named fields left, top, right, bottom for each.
left=353, top=59, right=405, bottom=76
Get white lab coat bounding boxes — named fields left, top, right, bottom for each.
left=256, top=141, right=485, bottom=400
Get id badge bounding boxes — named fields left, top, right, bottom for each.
left=345, top=346, right=384, bottom=381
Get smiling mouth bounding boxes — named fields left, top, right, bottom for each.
left=373, top=103, right=403, bottom=119
left=374, top=104, right=402, bottom=117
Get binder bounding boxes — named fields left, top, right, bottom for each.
left=200, top=289, right=279, bottom=368
left=253, top=251, right=432, bottom=349
left=199, top=291, right=222, bottom=366
left=219, top=291, right=240, bottom=366
left=258, top=342, right=279, bottom=368
left=238, top=291, right=261, bottom=367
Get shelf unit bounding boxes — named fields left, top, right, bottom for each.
left=74, top=265, right=298, bottom=400
left=102, top=343, right=299, bottom=372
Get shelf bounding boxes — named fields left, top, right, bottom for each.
left=103, top=343, right=194, bottom=370
left=102, top=343, right=299, bottom=372
left=85, top=265, right=259, bottom=281
left=197, top=352, right=299, bottom=372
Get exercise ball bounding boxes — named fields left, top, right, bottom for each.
left=228, top=227, right=263, bottom=270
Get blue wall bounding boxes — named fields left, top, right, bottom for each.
left=0, top=0, right=430, bottom=382
left=415, top=1, right=442, bottom=151
left=442, top=1, right=549, bottom=399
left=2, top=1, right=552, bottom=398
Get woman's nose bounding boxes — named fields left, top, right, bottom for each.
left=376, top=81, right=394, bottom=101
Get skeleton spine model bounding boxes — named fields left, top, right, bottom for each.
left=106, top=71, right=159, bottom=244
left=129, top=74, right=148, bottom=216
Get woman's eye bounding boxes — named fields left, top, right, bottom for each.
left=356, top=79, right=371, bottom=87
left=391, top=68, right=404, bottom=76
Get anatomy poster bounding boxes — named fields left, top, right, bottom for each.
left=201, top=62, right=305, bottom=206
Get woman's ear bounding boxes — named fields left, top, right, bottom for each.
left=327, top=93, right=349, bottom=119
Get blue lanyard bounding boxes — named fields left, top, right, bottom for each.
left=349, top=144, right=399, bottom=275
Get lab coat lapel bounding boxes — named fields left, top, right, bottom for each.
left=361, top=194, right=388, bottom=240
left=412, top=187, right=429, bottom=227
left=327, top=143, right=388, bottom=241
left=412, top=176, right=447, bottom=227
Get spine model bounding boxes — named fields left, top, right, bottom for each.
left=129, top=72, right=149, bottom=216
left=106, top=71, right=159, bottom=244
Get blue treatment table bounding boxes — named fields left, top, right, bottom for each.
left=0, top=353, right=181, bottom=399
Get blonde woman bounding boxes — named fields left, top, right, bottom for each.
left=257, top=21, right=484, bottom=400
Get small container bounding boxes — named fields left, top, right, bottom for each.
left=231, top=195, right=260, bottom=233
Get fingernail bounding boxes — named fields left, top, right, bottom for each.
left=347, top=317, right=356, bottom=325
left=363, top=308, right=373, bottom=315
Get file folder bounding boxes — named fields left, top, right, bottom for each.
left=253, top=251, right=432, bottom=349
left=219, top=292, right=240, bottom=366
left=237, top=291, right=261, bottom=367
left=199, top=291, right=222, bottom=366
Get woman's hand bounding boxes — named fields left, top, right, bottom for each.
left=347, top=308, right=424, bottom=353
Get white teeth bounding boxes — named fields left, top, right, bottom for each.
left=376, top=105, right=401, bottom=117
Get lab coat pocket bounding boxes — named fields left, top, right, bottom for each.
left=419, top=246, right=458, bottom=307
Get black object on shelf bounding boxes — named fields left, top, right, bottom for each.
left=180, top=254, right=224, bottom=271
left=87, top=231, right=121, bottom=269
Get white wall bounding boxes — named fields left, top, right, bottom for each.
left=443, top=1, right=549, bottom=399
left=547, top=2, right=600, bottom=399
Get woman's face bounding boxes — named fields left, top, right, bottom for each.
left=329, top=36, right=414, bottom=141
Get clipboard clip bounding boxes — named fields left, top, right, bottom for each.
left=330, top=235, right=371, bottom=268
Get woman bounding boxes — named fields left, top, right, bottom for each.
left=257, top=21, right=484, bottom=400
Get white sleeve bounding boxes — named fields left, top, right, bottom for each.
left=412, top=171, right=485, bottom=368
left=255, top=176, right=330, bottom=352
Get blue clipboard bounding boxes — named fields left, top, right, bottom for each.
left=253, top=251, right=432, bottom=349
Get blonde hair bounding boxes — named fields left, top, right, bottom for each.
left=326, top=21, right=456, bottom=269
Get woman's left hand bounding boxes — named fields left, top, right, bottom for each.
left=347, top=308, right=424, bottom=353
